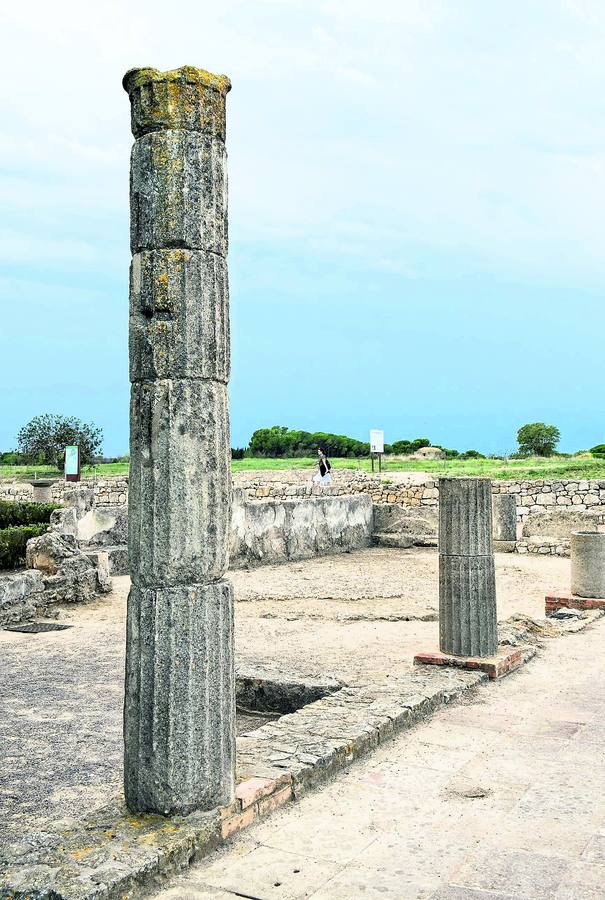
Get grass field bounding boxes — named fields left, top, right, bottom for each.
left=2, top=454, right=605, bottom=483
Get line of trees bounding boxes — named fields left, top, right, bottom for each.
left=2, top=415, right=603, bottom=465
left=247, top=426, right=442, bottom=458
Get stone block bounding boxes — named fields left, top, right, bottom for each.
left=0, top=570, right=45, bottom=626
left=130, top=131, right=227, bottom=255
left=124, top=579, right=235, bottom=814
left=123, top=65, right=230, bottom=140
left=439, top=554, right=497, bottom=657
left=414, top=644, right=535, bottom=679
left=129, top=250, right=229, bottom=383
left=438, top=477, right=493, bottom=556
left=129, top=379, right=231, bottom=587
left=546, top=592, right=605, bottom=613
left=571, top=531, right=605, bottom=598
left=492, top=493, right=517, bottom=541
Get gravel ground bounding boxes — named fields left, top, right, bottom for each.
left=0, top=547, right=569, bottom=850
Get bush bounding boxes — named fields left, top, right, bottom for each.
left=231, top=448, right=246, bottom=460
left=0, top=450, right=28, bottom=465
left=590, top=444, right=605, bottom=458
left=459, top=449, right=486, bottom=460
left=0, top=501, right=59, bottom=529
left=440, top=448, right=460, bottom=459
left=0, top=524, right=48, bottom=569
left=391, top=438, right=432, bottom=455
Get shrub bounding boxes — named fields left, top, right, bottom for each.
left=590, top=444, right=605, bottom=458
left=459, top=450, right=486, bottom=460
left=0, top=524, right=48, bottom=569
left=0, top=501, right=59, bottom=529
left=231, top=447, right=246, bottom=460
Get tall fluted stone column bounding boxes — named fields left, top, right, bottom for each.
left=123, top=66, right=234, bottom=815
left=439, top=477, right=497, bottom=657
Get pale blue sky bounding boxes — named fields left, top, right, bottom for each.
left=1, top=0, right=604, bottom=455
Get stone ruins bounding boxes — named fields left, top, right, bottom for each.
left=123, top=65, right=235, bottom=815
left=438, top=477, right=497, bottom=657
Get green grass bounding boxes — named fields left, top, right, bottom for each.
left=2, top=455, right=605, bottom=483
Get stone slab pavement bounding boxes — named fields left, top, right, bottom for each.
left=153, top=617, right=605, bottom=900
left=0, top=548, right=570, bottom=851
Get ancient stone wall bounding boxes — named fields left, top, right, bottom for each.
left=3, top=473, right=605, bottom=524
left=0, top=478, right=128, bottom=506
left=230, top=493, right=373, bottom=569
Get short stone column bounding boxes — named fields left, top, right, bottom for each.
left=123, top=66, right=234, bottom=815
left=492, top=494, right=517, bottom=542
left=30, top=480, right=54, bottom=503
left=571, top=532, right=605, bottom=598
left=439, top=477, right=497, bottom=657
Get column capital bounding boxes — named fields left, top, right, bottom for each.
left=123, top=65, right=231, bottom=139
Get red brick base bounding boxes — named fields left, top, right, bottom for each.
left=413, top=645, right=532, bottom=680
left=546, top=593, right=605, bottom=613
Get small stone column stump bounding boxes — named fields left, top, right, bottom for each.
left=492, top=493, right=517, bottom=551
left=123, top=66, right=235, bottom=815
left=415, top=478, right=531, bottom=679
left=546, top=531, right=605, bottom=614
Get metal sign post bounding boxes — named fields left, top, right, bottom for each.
left=65, top=445, right=80, bottom=482
left=370, top=429, right=384, bottom=473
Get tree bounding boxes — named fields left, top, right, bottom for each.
left=17, top=414, right=103, bottom=468
left=516, top=422, right=560, bottom=457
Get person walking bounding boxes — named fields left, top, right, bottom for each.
left=313, top=447, right=332, bottom=485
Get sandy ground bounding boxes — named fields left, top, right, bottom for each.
left=0, top=547, right=570, bottom=850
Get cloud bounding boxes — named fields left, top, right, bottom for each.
left=2, top=0, right=605, bottom=288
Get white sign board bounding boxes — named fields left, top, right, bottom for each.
left=65, top=445, right=79, bottom=475
left=370, top=429, right=384, bottom=454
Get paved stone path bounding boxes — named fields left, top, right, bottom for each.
left=154, top=618, right=605, bottom=899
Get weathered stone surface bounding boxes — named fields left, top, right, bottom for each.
left=439, top=477, right=493, bottom=556
left=230, top=494, right=372, bottom=569
left=25, top=531, right=80, bottom=574
left=522, top=508, right=604, bottom=539
left=492, top=493, right=517, bottom=541
left=129, top=379, right=230, bottom=586
left=129, top=249, right=229, bottom=382
left=439, top=554, right=498, bottom=657
left=124, top=580, right=235, bottom=814
left=439, top=477, right=497, bottom=658
left=0, top=570, right=45, bottom=626
left=130, top=130, right=227, bottom=255
left=125, top=64, right=234, bottom=815
left=373, top=502, right=438, bottom=538
left=123, top=65, right=230, bottom=140
left=571, top=531, right=605, bottom=598
left=75, top=506, right=128, bottom=547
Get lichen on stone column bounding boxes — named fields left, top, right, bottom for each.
left=123, top=65, right=234, bottom=815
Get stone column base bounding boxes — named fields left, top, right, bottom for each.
left=413, top=645, right=535, bottom=680
left=546, top=593, right=605, bottom=613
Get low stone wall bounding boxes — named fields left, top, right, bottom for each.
left=57, top=493, right=374, bottom=575
left=5, top=472, right=602, bottom=520
left=230, top=492, right=373, bottom=569
left=4, top=472, right=605, bottom=564
left=492, top=479, right=605, bottom=521
left=0, top=478, right=128, bottom=506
